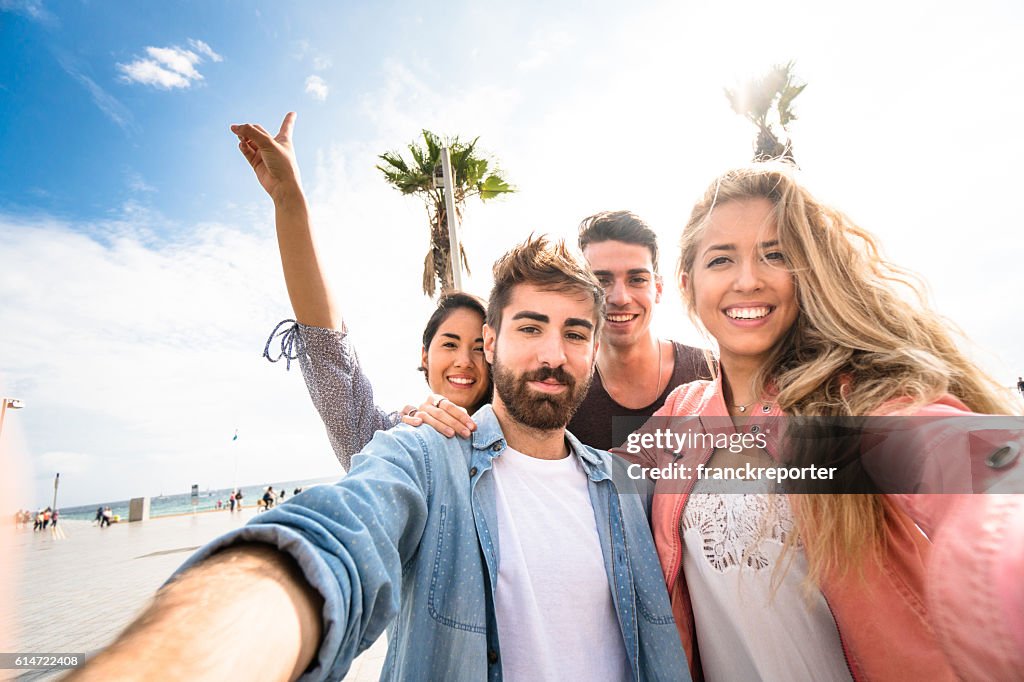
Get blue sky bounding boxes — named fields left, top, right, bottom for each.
left=2, top=0, right=1024, bottom=508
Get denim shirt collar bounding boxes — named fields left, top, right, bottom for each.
left=470, top=404, right=609, bottom=479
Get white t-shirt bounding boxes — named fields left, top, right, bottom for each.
left=491, top=445, right=631, bottom=682
left=681, top=476, right=851, bottom=682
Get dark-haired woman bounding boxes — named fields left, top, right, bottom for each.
left=234, top=112, right=491, bottom=470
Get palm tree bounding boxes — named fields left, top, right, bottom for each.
left=724, top=61, right=806, bottom=163
left=377, top=131, right=513, bottom=298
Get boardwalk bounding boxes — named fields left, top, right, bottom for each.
left=4, top=510, right=385, bottom=680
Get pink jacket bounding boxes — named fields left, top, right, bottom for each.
left=614, top=375, right=1024, bottom=681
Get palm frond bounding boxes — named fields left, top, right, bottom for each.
left=422, top=250, right=436, bottom=298
left=478, top=174, right=512, bottom=200
left=778, top=83, right=806, bottom=126
left=459, top=243, right=472, bottom=277
left=377, top=150, right=411, bottom=174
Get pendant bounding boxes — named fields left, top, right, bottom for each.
left=738, top=405, right=746, bottom=412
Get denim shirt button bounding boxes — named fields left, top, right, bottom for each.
left=487, top=649, right=499, bottom=664
left=469, top=467, right=478, bottom=478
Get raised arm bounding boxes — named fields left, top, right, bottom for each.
left=239, top=113, right=407, bottom=468
left=233, top=112, right=340, bottom=329
left=289, top=322, right=404, bottom=470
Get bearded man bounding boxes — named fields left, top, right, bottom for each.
left=70, top=236, right=688, bottom=682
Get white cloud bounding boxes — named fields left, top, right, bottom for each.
left=117, top=41, right=222, bottom=90
left=0, top=210, right=342, bottom=508
left=126, top=171, right=156, bottom=193
left=118, top=58, right=192, bottom=89
left=305, top=75, right=329, bottom=101
left=146, top=46, right=201, bottom=80
left=517, top=27, right=575, bottom=71
left=0, top=0, right=55, bottom=23
left=57, top=55, right=135, bottom=131
left=188, top=38, right=223, bottom=63
left=37, top=451, right=95, bottom=476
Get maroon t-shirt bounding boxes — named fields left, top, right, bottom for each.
left=568, top=341, right=711, bottom=450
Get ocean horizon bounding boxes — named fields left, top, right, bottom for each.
left=50, top=475, right=339, bottom=522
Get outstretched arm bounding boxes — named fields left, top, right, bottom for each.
left=68, top=544, right=323, bottom=681
left=233, top=112, right=340, bottom=329
left=71, top=427, right=434, bottom=680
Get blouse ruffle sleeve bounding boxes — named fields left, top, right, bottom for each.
left=264, top=319, right=400, bottom=471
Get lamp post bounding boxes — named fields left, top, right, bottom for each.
left=0, top=397, right=25, bottom=440
left=433, top=149, right=463, bottom=292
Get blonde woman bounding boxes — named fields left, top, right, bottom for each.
left=618, top=164, right=1024, bottom=680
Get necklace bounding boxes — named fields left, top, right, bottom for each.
left=596, top=340, right=665, bottom=408
left=733, top=400, right=755, bottom=413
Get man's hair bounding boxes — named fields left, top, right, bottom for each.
left=487, top=235, right=604, bottom=336
left=577, top=210, right=660, bottom=272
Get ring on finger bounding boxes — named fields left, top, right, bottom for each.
left=405, top=407, right=418, bottom=417
left=432, top=396, right=447, bottom=409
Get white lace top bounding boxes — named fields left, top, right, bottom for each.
left=681, top=476, right=852, bottom=681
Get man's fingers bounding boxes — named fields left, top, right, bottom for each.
left=278, top=112, right=296, bottom=141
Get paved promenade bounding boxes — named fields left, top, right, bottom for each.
left=4, top=509, right=386, bottom=680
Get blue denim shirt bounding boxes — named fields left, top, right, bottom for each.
left=179, top=405, right=689, bottom=681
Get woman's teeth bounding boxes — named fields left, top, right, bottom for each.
left=447, top=377, right=475, bottom=385
left=726, top=307, right=771, bottom=319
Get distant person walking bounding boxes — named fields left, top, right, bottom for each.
left=94, top=506, right=104, bottom=525
left=1017, top=376, right=1024, bottom=398
left=51, top=509, right=58, bottom=528
left=100, top=507, right=112, bottom=528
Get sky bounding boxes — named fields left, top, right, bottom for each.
left=2, top=0, right=1023, bottom=509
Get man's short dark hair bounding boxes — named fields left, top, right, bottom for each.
left=577, top=210, right=660, bottom=272
left=487, top=235, right=604, bottom=337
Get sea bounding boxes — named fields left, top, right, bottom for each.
left=54, top=476, right=339, bottom=521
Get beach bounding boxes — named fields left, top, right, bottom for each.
left=3, top=508, right=385, bottom=680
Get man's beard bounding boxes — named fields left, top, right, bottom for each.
left=492, top=355, right=592, bottom=431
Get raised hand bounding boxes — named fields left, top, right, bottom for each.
left=231, top=112, right=302, bottom=204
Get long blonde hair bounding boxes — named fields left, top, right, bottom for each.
left=677, top=163, right=1017, bottom=582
